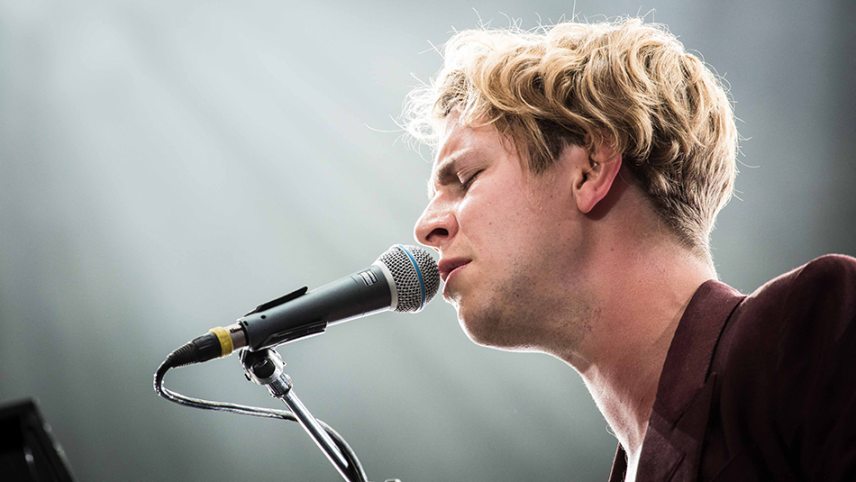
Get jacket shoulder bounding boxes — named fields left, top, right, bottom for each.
left=747, top=254, right=856, bottom=341
left=712, top=254, right=856, bottom=479
left=723, top=253, right=856, bottom=369
left=748, top=253, right=856, bottom=306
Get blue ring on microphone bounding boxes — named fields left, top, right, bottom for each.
left=397, top=244, right=426, bottom=309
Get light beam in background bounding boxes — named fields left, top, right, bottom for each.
left=0, top=1, right=852, bottom=481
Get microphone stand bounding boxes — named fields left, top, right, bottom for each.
left=240, top=348, right=366, bottom=482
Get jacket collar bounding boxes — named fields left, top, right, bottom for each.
left=609, top=280, right=744, bottom=481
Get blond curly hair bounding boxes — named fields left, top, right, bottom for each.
left=404, top=18, right=738, bottom=252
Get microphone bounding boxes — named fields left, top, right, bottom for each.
left=166, top=244, right=439, bottom=367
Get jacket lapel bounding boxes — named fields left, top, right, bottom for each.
left=634, top=281, right=744, bottom=481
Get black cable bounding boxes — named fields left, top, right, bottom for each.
left=154, top=346, right=368, bottom=482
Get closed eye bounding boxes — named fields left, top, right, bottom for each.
left=461, top=169, right=483, bottom=191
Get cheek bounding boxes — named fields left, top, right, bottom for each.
left=456, top=195, right=487, bottom=233
left=458, top=189, right=536, bottom=246
left=458, top=194, right=509, bottom=240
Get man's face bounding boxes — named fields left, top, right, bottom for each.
left=414, top=115, right=592, bottom=350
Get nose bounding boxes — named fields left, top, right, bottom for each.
left=414, top=196, right=458, bottom=249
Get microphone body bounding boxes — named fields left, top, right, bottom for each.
left=171, top=245, right=439, bottom=367
left=240, top=263, right=394, bottom=351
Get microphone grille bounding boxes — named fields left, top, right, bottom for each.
left=378, top=245, right=439, bottom=312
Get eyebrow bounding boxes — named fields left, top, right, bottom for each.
left=426, top=155, right=461, bottom=199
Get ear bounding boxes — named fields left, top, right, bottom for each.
left=571, top=142, right=622, bottom=214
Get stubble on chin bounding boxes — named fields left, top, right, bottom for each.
left=456, top=272, right=596, bottom=355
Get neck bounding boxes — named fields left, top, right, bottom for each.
left=550, top=238, right=715, bottom=459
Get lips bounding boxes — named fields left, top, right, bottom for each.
left=438, top=258, right=471, bottom=282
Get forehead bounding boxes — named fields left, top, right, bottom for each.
left=434, top=112, right=470, bottom=159
left=426, top=117, right=485, bottom=195
left=435, top=117, right=473, bottom=162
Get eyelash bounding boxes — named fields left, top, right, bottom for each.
left=460, top=170, right=483, bottom=191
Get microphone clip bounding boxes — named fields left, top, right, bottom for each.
left=244, top=286, right=309, bottom=316
left=240, top=348, right=289, bottom=388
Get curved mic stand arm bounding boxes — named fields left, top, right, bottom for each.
left=240, top=348, right=370, bottom=482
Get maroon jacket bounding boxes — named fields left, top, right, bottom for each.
left=609, top=254, right=856, bottom=481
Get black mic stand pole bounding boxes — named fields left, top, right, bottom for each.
left=240, top=348, right=359, bottom=482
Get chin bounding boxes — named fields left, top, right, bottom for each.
left=456, top=305, right=531, bottom=351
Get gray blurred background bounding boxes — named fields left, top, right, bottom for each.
left=0, top=0, right=853, bottom=481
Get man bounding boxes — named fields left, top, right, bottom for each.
left=405, top=18, right=856, bottom=481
